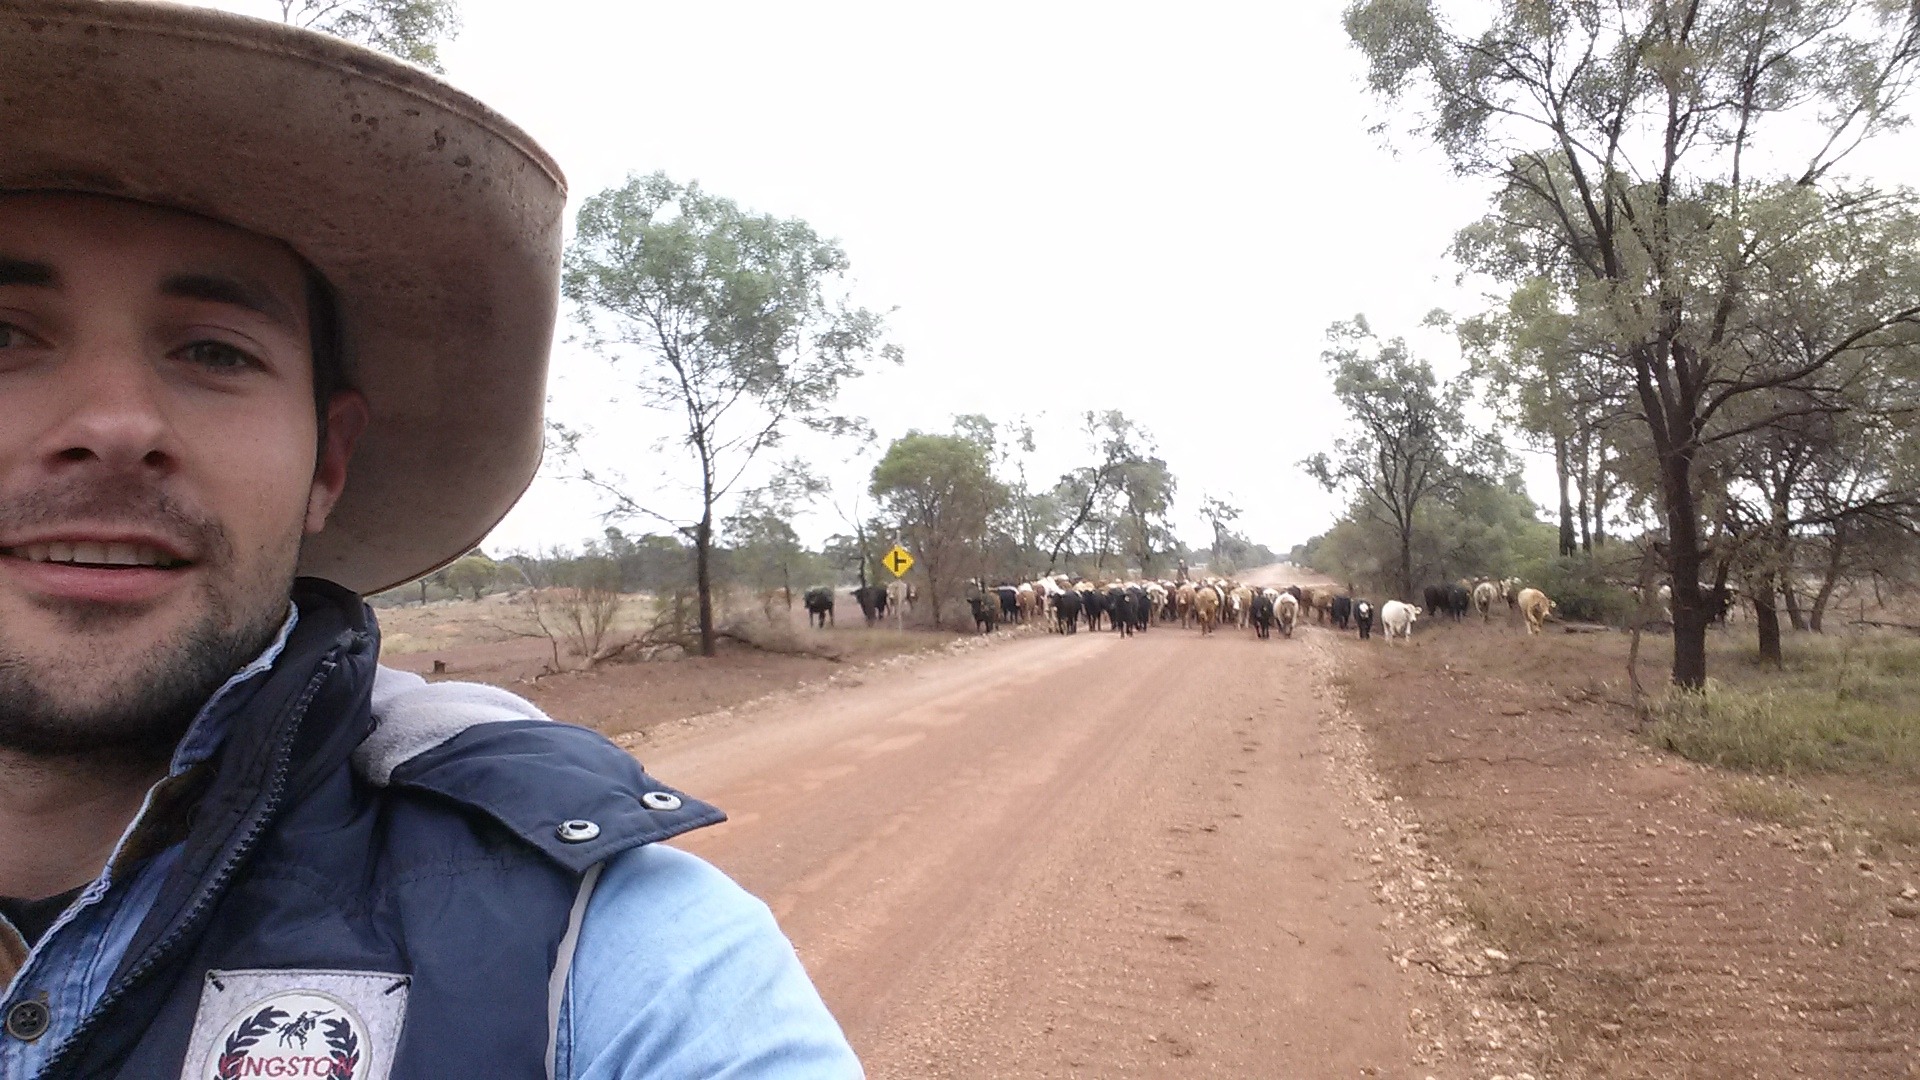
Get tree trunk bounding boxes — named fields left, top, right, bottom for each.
left=1399, top=523, right=1415, bottom=603
left=1809, top=528, right=1847, bottom=633
left=695, top=511, right=716, bottom=657
left=1592, top=469, right=1609, bottom=547
left=1555, top=431, right=1577, bottom=558
left=1782, top=582, right=1807, bottom=632
left=1660, top=447, right=1709, bottom=689
left=1752, top=570, right=1783, bottom=666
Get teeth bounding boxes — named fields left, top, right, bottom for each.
left=3, top=542, right=182, bottom=567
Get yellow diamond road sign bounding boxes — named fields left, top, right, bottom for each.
left=883, top=545, right=914, bottom=578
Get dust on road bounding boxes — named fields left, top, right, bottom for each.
left=645, top=624, right=1420, bottom=1077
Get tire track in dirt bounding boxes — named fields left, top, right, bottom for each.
left=644, top=624, right=1417, bottom=1077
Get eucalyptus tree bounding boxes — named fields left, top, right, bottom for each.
left=563, top=173, right=899, bottom=656
left=1347, top=0, right=1920, bottom=686
left=275, top=0, right=459, bottom=70
left=1304, top=318, right=1482, bottom=600
left=871, top=429, right=1008, bottom=627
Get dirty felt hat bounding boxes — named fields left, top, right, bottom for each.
left=0, top=0, right=566, bottom=594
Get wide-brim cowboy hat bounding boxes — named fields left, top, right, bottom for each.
left=0, top=0, right=565, bottom=594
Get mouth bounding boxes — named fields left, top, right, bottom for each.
left=1, top=540, right=192, bottom=570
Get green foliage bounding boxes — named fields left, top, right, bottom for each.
left=1528, top=555, right=1631, bottom=625
left=1298, top=473, right=1554, bottom=599
left=1346, top=0, right=1920, bottom=687
left=441, top=553, right=501, bottom=601
left=871, top=427, right=1008, bottom=625
left=276, top=0, right=460, bottom=71
left=561, top=172, right=897, bottom=654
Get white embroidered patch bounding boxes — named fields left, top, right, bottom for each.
left=180, top=969, right=409, bottom=1080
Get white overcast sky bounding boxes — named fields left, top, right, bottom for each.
left=215, top=1, right=1916, bottom=557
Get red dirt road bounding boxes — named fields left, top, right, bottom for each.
left=644, top=626, right=1417, bottom=1077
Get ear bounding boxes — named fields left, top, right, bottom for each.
left=305, top=390, right=370, bottom=535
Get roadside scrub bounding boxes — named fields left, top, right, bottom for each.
left=1646, top=632, right=1920, bottom=778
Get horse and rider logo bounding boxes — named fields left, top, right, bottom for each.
left=206, top=991, right=366, bottom=1079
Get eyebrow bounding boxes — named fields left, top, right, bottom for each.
left=160, top=272, right=301, bottom=332
left=0, top=257, right=57, bottom=288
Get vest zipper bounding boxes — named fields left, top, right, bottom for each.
left=37, top=656, right=339, bottom=1079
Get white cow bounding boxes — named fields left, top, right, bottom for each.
left=1275, top=591, right=1300, bottom=637
left=1472, top=580, right=1498, bottom=621
left=1381, top=600, right=1419, bottom=643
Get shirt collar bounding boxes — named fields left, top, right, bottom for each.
left=167, top=605, right=300, bottom=776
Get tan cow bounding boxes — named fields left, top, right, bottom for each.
left=1193, top=584, right=1221, bottom=635
left=1517, top=587, right=1555, bottom=635
left=1229, top=585, right=1254, bottom=629
left=1175, top=583, right=1196, bottom=627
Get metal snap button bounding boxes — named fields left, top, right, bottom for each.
left=555, top=819, right=601, bottom=843
left=641, top=791, right=683, bottom=812
left=5, top=999, right=50, bottom=1042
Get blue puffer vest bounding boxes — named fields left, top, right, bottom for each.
left=39, top=579, right=723, bottom=1079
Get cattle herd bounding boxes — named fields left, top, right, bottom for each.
left=927, top=574, right=1563, bottom=642
left=800, top=572, right=1564, bottom=641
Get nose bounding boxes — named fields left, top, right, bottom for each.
left=40, top=346, right=177, bottom=476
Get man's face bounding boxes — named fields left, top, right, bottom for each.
left=0, top=193, right=362, bottom=759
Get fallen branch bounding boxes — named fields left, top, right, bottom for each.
left=715, top=627, right=846, bottom=663
left=1404, top=955, right=1560, bottom=979
left=1850, top=619, right=1920, bottom=633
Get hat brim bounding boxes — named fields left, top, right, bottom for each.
left=0, top=0, right=566, bottom=594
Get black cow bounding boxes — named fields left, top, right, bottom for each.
left=968, top=593, right=1000, bottom=634
left=1354, top=600, right=1376, bottom=640
left=1250, top=593, right=1275, bottom=640
left=1423, top=584, right=1469, bottom=621
left=1128, top=586, right=1152, bottom=633
left=1105, top=586, right=1129, bottom=636
left=851, top=584, right=889, bottom=625
left=1329, top=594, right=1352, bottom=630
left=1053, top=588, right=1082, bottom=634
left=1082, top=589, right=1108, bottom=632
left=803, top=586, right=835, bottom=628
left=998, top=585, right=1019, bottom=622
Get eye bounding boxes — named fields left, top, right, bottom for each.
left=175, top=339, right=262, bottom=373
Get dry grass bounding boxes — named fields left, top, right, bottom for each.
left=1715, top=777, right=1812, bottom=825
left=1646, top=632, right=1920, bottom=778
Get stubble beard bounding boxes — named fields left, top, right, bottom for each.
left=0, top=482, right=299, bottom=764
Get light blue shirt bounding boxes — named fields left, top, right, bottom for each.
left=562, top=845, right=863, bottom=1079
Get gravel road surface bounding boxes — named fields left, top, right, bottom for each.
left=648, top=625, right=1416, bottom=1077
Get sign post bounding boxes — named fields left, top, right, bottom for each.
left=884, top=545, right=913, bottom=632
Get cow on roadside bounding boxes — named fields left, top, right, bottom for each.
left=1381, top=599, right=1418, bottom=643
left=1517, top=587, right=1555, bottom=635
left=997, top=585, right=1019, bottom=624
left=1354, top=599, right=1375, bottom=640
left=852, top=584, right=889, bottom=625
left=968, top=592, right=1000, bottom=635
left=804, top=586, right=835, bottom=628
left=1330, top=594, right=1352, bottom=630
